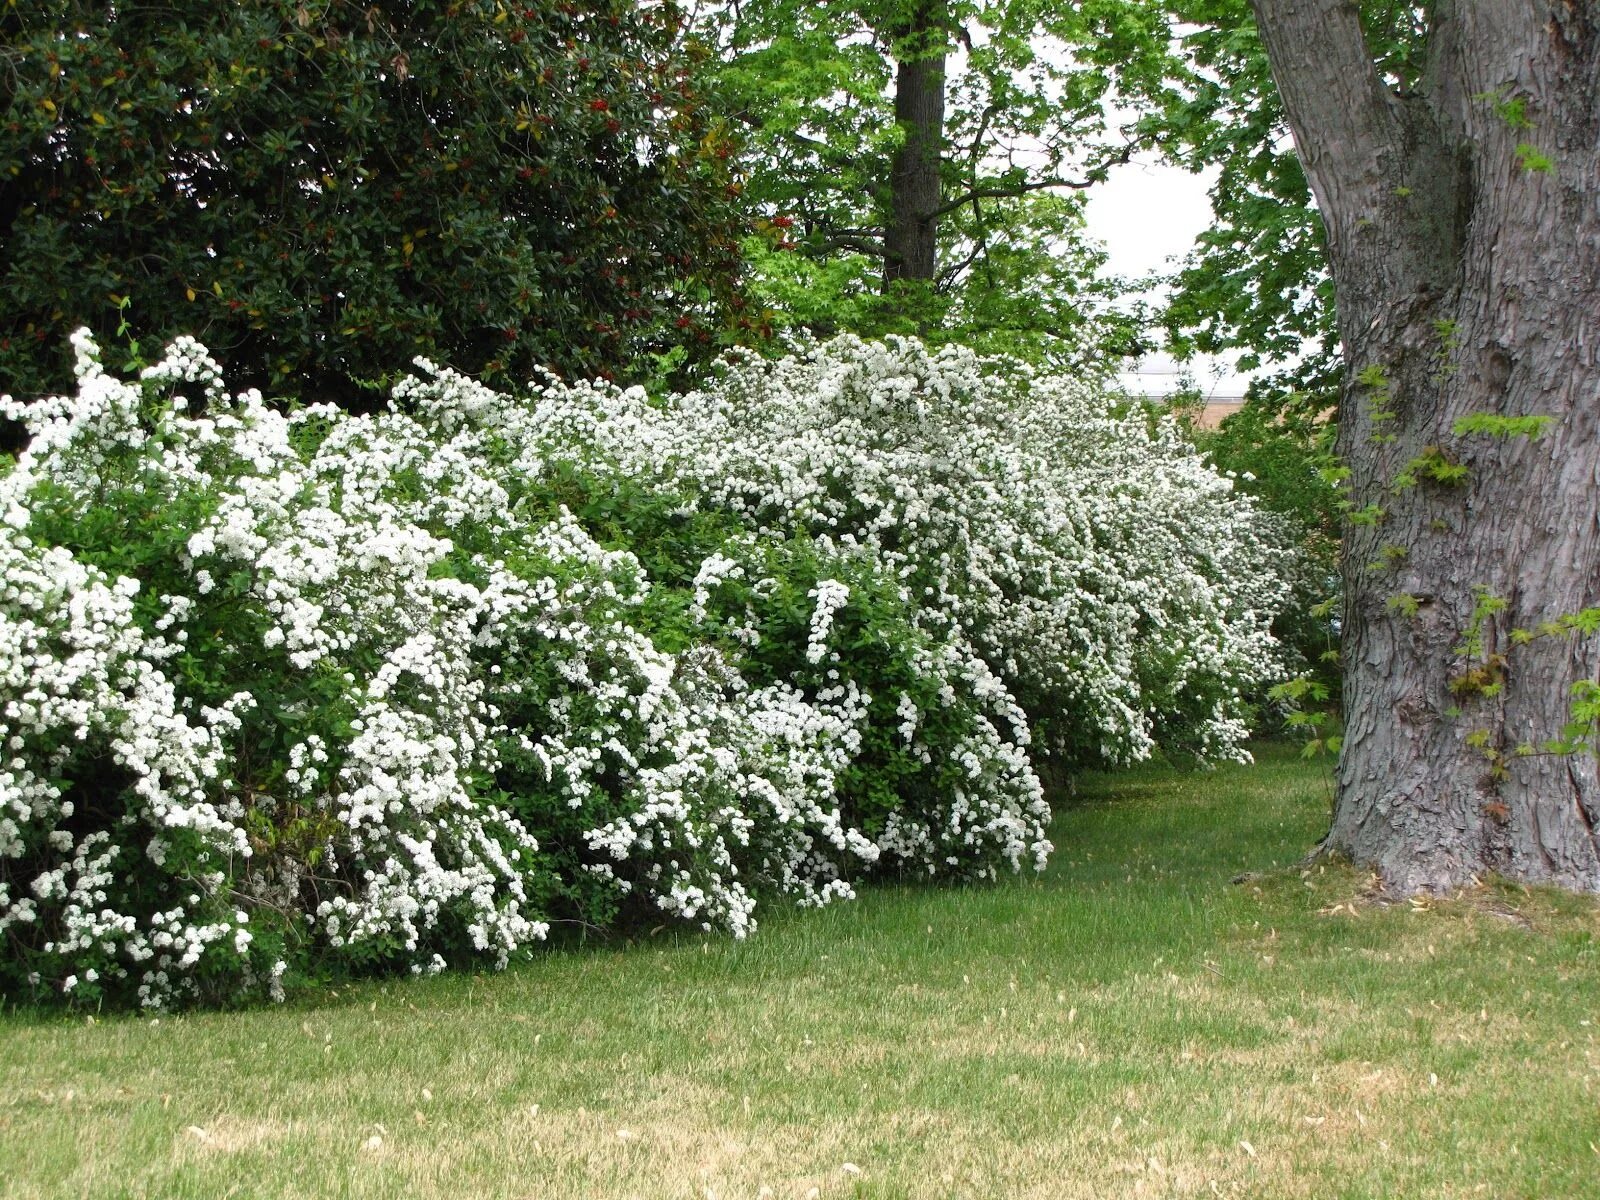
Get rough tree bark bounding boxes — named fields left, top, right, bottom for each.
left=883, top=1, right=946, bottom=290
left=1250, top=0, right=1600, bottom=891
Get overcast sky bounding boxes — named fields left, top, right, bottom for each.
left=1084, top=157, right=1215, bottom=281
left=1082, top=155, right=1255, bottom=399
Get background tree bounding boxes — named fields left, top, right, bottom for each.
left=1070, top=1, right=1427, bottom=419
left=1147, top=0, right=1339, bottom=410
left=710, top=0, right=1166, bottom=366
left=0, top=0, right=746, bottom=407
left=1051, top=2, right=1439, bottom=735
left=1246, top=0, right=1600, bottom=892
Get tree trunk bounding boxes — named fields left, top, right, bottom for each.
left=1251, top=0, right=1600, bottom=891
left=883, top=2, right=945, bottom=290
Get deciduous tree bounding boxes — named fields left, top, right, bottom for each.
left=711, top=0, right=1163, bottom=364
left=1250, top=0, right=1600, bottom=891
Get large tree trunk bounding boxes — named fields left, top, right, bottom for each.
left=883, top=2, right=945, bottom=290
left=1251, top=0, right=1600, bottom=891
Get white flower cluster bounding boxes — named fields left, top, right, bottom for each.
left=494, top=335, right=1292, bottom=764
left=388, top=362, right=1055, bottom=918
left=805, top=580, right=850, bottom=665
left=0, top=331, right=1289, bottom=1006
left=1, top=336, right=546, bottom=1005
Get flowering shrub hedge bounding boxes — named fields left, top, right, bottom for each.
left=0, top=333, right=1289, bottom=1007
left=509, top=336, right=1294, bottom=763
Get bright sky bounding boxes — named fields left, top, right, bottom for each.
left=1083, top=155, right=1255, bottom=400
left=1084, top=157, right=1216, bottom=281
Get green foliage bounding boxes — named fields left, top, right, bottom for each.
left=485, top=462, right=993, bottom=905
left=1386, top=592, right=1421, bottom=618
left=1110, top=2, right=1329, bottom=402
left=1354, top=363, right=1392, bottom=391
left=1564, top=680, right=1600, bottom=753
left=704, top=0, right=1159, bottom=367
left=1514, top=143, right=1555, bottom=174
left=1472, top=91, right=1553, bottom=174
left=0, top=0, right=747, bottom=404
left=1353, top=361, right=1400, bottom=445
left=1098, top=3, right=1432, bottom=412
left=1366, top=542, right=1407, bottom=572
left=1200, top=399, right=1339, bottom=540
left=1510, top=606, right=1600, bottom=646
left=1500, top=611, right=1600, bottom=756
left=1476, top=88, right=1535, bottom=131
left=1458, top=585, right=1508, bottom=662
left=1392, top=445, right=1468, bottom=491
left=1451, top=412, right=1555, bottom=440
left=1450, top=588, right=1510, bottom=712
left=1182, top=395, right=1340, bottom=733
left=1193, top=396, right=1340, bottom=701
left=1430, top=317, right=1461, bottom=380
left=1266, top=675, right=1340, bottom=759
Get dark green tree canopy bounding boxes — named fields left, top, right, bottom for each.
left=0, top=0, right=746, bottom=405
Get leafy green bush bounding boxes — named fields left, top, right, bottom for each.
left=1193, top=397, right=1341, bottom=707
left=0, top=0, right=745, bottom=406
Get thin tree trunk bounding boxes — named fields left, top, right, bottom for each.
left=883, top=2, right=945, bottom=291
left=1252, top=0, right=1600, bottom=891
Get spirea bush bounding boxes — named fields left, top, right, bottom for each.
left=0, top=332, right=1288, bottom=1007
left=500, top=336, right=1295, bottom=763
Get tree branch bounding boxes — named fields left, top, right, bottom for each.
left=929, top=142, right=1136, bottom=220
left=809, top=234, right=891, bottom=259
left=936, top=195, right=989, bottom=288
left=1251, top=1, right=1465, bottom=304
left=724, top=108, right=874, bottom=175
left=1248, top=0, right=1405, bottom=226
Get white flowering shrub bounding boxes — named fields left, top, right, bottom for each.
left=0, top=331, right=1287, bottom=1007
left=1, top=335, right=547, bottom=1006
left=493, top=335, right=1294, bottom=765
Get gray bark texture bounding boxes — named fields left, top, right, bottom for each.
left=1251, top=0, right=1600, bottom=891
left=884, top=3, right=945, bottom=289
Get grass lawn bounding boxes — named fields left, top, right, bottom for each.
left=3, top=744, right=1598, bottom=1199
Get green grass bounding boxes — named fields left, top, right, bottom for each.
left=4, top=744, right=1599, bottom=1199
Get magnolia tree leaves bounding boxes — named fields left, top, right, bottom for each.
left=0, top=0, right=746, bottom=406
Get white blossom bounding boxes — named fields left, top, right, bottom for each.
left=0, top=331, right=1289, bottom=1006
